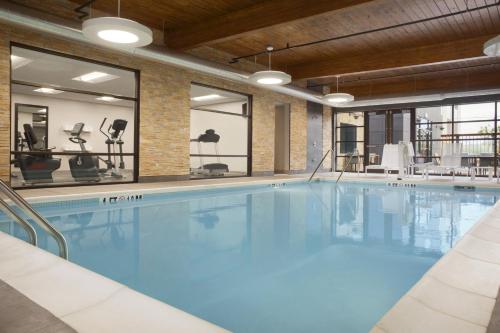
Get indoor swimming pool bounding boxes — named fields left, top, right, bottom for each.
left=1, top=181, right=498, bottom=333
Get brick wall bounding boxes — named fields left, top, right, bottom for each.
left=0, top=21, right=314, bottom=182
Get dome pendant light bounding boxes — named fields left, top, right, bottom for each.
left=249, top=46, right=292, bottom=85
left=82, top=0, right=153, bottom=48
left=484, top=35, right=500, bottom=56
left=323, top=76, right=354, bottom=104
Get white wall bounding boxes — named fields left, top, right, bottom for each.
left=190, top=101, right=248, bottom=172
left=12, top=93, right=135, bottom=171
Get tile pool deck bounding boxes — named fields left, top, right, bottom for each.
left=1, top=173, right=500, bottom=332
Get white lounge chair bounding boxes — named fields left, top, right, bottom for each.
left=365, top=144, right=399, bottom=177
left=407, top=144, right=434, bottom=177
left=425, top=142, right=465, bottom=180
left=398, top=141, right=415, bottom=177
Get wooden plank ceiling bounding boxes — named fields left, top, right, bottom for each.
left=7, top=0, right=500, bottom=99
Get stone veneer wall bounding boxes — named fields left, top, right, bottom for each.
left=322, top=106, right=333, bottom=170
left=321, top=86, right=332, bottom=170
left=0, top=21, right=322, bottom=183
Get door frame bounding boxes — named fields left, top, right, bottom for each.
left=363, top=109, right=415, bottom=168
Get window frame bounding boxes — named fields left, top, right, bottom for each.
left=9, top=42, right=141, bottom=189
left=189, top=82, right=253, bottom=179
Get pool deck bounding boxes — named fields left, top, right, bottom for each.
left=1, top=173, right=500, bottom=332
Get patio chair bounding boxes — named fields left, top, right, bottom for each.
left=365, top=144, right=399, bottom=177
left=425, top=142, right=465, bottom=180
left=399, top=141, right=417, bottom=177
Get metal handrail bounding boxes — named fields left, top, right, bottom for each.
left=0, top=180, right=68, bottom=259
left=336, top=149, right=358, bottom=183
left=308, top=148, right=334, bottom=182
left=0, top=199, right=37, bottom=246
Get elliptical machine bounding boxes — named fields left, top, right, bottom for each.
left=68, top=123, right=100, bottom=182
left=98, top=118, right=128, bottom=179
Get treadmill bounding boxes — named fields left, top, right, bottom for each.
left=191, top=129, right=229, bottom=176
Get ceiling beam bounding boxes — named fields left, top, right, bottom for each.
left=334, top=67, right=500, bottom=99
left=165, top=0, right=374, bottom=50
left=289, top=35, right=497, bottom=80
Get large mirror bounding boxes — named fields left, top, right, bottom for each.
left=15, top=104, right=49, bottom=151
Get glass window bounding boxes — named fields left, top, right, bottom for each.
left=336, top=111, right=364, bottom=127
left=414, top=103, right=497, bottom=173
left=339, top=126, right=357, bottom=153
left=336, top=125, right=364, bottom=142
left=454, top=121, right=496, bottom=136
left=190, top=84, right=250, bottom=179
left=335, top=155, right=364, bottom=172
left=335, top=111, right=364, bottom=171
left=454, top=102, right=495, bottom=122
left=416, top=106, right=452, bottom=123
left=336, top=141, right=364, bottom=155
left=10, top=46, right=138, bottom=188
left=416, top=122, right=452, bottom=141
left=414, top=140, right=445, bottom=163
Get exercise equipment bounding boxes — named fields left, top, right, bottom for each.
left=190, top=129, right=229, bottom=176
left=98, top=118, right=128, bottom=179
left=68, top=123, right=100, bottom=182
left=13, top=124, right=61, bottom=183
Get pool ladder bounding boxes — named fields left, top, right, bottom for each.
left=336, top=149, right=359, bottom=184
left=308, top=148, right=334, bottom=183
left=0, top=180, right=68, bottom=259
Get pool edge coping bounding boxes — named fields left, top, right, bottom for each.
left=370, top=199, right=500, bottom=333
left=18, top=175, right=500, bottom=204
left=0, top=230, right=231, bottom=333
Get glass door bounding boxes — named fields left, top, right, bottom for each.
left=364, top=109, right=414, bottom=168
left=365, top=111, right=386, bottom=167
left=392, top=110, right=413, bottom=144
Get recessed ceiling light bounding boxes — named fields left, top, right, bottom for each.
left=11, top=55, right=32, bottom=69
left=34, top=87, right=63, bottom=94
left=97, top=96, right=120, bottom=102
left=82, top=17, right=153, bottom=48
left=37, top=109, right=47, bottom=113
left=484, top=35, right=500, bottom=56
left=191, top=94, right=222, bottom=101
left=73, top=71, right=119, bottom=83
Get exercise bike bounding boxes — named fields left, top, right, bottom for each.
left=12, top=124, right=61, bottom=184
left=98, top=118, right=128, bottom=179
left=67, top=123, right=100, bottom=182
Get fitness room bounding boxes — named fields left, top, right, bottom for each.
left=190, top=83, right=251, bottom=179
left=10, top=44, right=137, bottom=188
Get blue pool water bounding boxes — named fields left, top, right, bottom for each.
left=1, top=181, right=498, bottom=333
